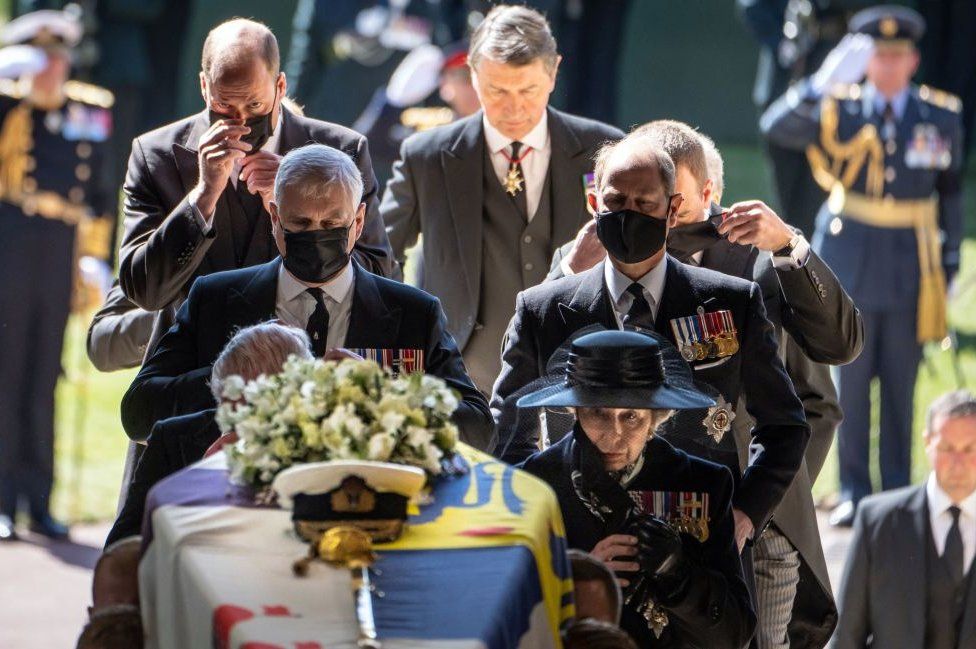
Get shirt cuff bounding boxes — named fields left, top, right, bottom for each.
left=772, top=235, right=811, bottom=270
left=188, top=198, right=214, bottom=235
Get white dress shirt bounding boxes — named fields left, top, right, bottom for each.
left=275, top=260, right=355, bottom=350
left=603, top=256, right=668, bottom=328
left=927, top=472, right=976, bottom=573
left=191, top=115, right=283, bottom=231
left=482, top=111, right=551, bottom=221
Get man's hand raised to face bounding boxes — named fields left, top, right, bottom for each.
left=191, top=119, right=252, bottom=219
left=240, top=151, right=282, bottom=214
left=717, top=200, right=794, bottom=252
left=565, top=219, right=606, bottom=274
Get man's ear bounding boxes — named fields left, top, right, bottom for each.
left=353, top=202, right=366, bottom=240
left=701, top=179, right=713, bottom=208
left=586, top=191, right=599, bottom=215
left=269, top=201, right=280, bottom=226
left=199, top=72, right=208, bottom=106
left=667, top=193, right=684, bottom=227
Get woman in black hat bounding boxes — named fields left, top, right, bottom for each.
left=518, top=329, right=755, bottom=648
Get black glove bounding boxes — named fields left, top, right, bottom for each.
left=628, top=516, right=691, bottom=604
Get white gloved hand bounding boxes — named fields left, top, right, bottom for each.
left=810, top=33, right=875, bottom=95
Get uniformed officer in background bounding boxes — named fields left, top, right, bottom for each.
left=762, top=5, right=963, bottom=527
left=0, top=9, right=115, bottom=541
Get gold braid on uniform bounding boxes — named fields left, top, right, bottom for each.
left=805, top=92, right=885, bottom=197
left=0, top=101, right=33, bottom=201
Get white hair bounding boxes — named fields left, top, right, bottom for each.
left=273, top=144, right=364, bottom=215
left=210, top=322, right=312, bottom=401
left=698, top=133, right=724, bottom=201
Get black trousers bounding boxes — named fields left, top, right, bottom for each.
left=0, top=210, right=74, bottom=519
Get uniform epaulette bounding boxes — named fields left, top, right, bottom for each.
left=828, top=83, right=863, bottom=101
left=64, top=80, right=114, bottom=109
left=918, top=85, right=962, bottom=113
left=400, top=106, right=454, bottom=132
left=0, top=78, right=26, bottom=99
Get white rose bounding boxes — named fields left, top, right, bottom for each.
left=367, top=433, right=395, bottom=461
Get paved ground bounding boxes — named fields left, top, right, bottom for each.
left=0, top=511, right=856, bottom=648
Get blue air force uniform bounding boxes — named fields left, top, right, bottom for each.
left=761, top=6, right=963, bottom=507
left=0, top=12, right=115, bottom=536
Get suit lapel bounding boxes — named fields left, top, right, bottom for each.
left=226, top=258, right=280, bottom=328
left=547, top=107, right=590, bottom=248
left=173, top=110, right=236, bottom=271
left=901, top=486, right=929, bottom=646
left=556, top=261, right=616, bottom=336
left=344, top=263, right=402, bottom=347
left=442, top=115, right=485, bottom=307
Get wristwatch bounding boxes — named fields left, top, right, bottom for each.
left=772, top=233, right=810, bottom=269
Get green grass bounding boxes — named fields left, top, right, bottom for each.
left=48, top=144, right=976, bottom=523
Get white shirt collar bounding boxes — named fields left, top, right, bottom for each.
left=604, top=255, right=669, bottom=309
left=277, top=258, right=355, bottom=305
left=482, top=110, right=549, bottom=154
left=927, top=472, right=976, bottom=519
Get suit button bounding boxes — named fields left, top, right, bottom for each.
left=710, top=604, right=720, bottom=620
left=886, top=140, right=897, bottom=155
left=524, top=262, right=534, bottom=271
left=829, top=218, right=843, bottom=235
left=523, top=235, right=533, bottom=244
left=819, top=288, right=827, bottom=298
left=885, top=167, right=896, bottom=182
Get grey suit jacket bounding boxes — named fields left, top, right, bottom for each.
left=832, top=484, right=976, bottom=648
left=86, top=280, right=154, bottom=372
left=381, top=107, right=623, bottom=350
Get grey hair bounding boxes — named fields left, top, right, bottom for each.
left=698, top=132, right=724, bottom=200
left=926, top=390, right=976, bottom=433
left=273, top=144, right=364, bottom=215
left=468, top=5, right=559, bottom=72
left=210, top=322, right=312, bottom=401
left=592, top=135, right=676, bottom=197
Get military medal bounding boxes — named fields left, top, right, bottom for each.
left=670, top=308, right=739, bottom=364
left=349, top=348, right=425, bottom=377
left=631, top=490, right=711, bottom=543
left=501, top=145, right=533, bottom=196
left=702, top=395, right=735, bottom=444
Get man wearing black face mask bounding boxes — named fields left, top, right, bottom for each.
left=491, top=134, right=809, bottom=569
left=116, top=18, right=396, bottom=361
left=121, top=144, right=492, bottom=449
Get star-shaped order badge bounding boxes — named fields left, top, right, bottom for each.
left=702, top=395, right=735, bottom=444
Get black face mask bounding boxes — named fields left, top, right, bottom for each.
left=208, top=87, right=278, bottom=151
left=282, top=227, right=350, bottom=284
left=595, top=208, right=669, bottom=264
left=666, top=212, right=725, bottom=262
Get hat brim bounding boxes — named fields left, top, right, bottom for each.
left=515, top=382, right=716, bottom=411
left=272, top=460, right=426, bottom=510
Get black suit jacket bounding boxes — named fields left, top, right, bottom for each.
left=491, top=258, right=810, bottom=532
left=117, top=106, right=397, bottom=353
left=521, top=434, right=755, bottom=649
left=105, top=409, right=219, bottom=547
left=832, top=484, right=976, bottom=649
left=121, top=258, right=492, bottom=448
left=381, top=107, right=623, bottom=349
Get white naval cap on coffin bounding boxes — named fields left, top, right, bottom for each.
left=272, top=460, right=426, bottom=510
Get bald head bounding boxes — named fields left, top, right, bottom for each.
left=201, top=18, right=279, bottom=84
left=594, top=135, right=676, bottom=198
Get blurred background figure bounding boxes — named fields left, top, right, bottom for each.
left=831, top=390, right=976, bottom=649
left=568, top=549, right=623, bottom=625
left=762, top=5, right=963, bottom=529
left=353, top=40, right=479, bottom=189
left=738, top=0, right=871, bottom=237
left=0, top=7, right=115, bottom=542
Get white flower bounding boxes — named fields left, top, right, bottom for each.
left=220, top=375, right=246, bottom=401
left=367, top=433, right=396, bottom=461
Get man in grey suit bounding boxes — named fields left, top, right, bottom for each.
left=833, top=390, right=976, bottom=649
left=381, top=4, right=623, bottom=394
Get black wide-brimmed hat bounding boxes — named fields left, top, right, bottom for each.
left=516, top=329, right=715, bottom=411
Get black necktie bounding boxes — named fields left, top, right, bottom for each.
left=305, top=288, right=330, bottom=357
left=882, top=102, right=896, bottom=141
left=622, top=283, right=654, bottom=330
left=943, top=505, right=965, bottom=583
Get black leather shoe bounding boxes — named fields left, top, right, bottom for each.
left=29, top=515, right=70, bottom=540
left=0, top=514, right=17, bottom=542
left=829, top=500, right=857, bottom=528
